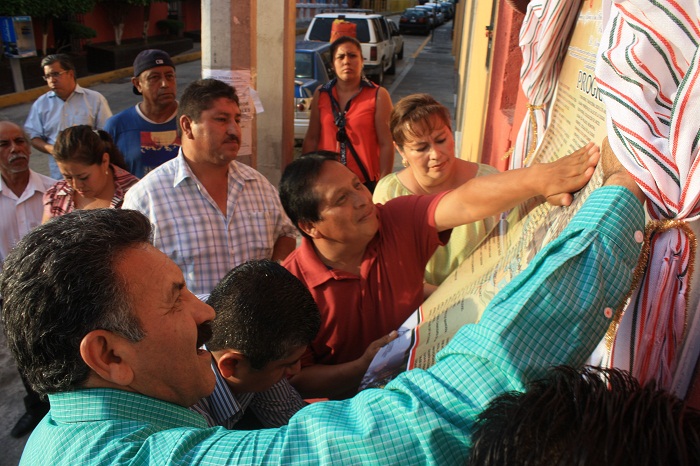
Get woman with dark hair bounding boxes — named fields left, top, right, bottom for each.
left=302, top=36, right=394, bottom=192
left=42, top=125, right=139, bottom=221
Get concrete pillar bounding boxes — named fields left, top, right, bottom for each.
left=256, top=0, right=296, bottom=184
left=200, top=0, right=295, bottom=185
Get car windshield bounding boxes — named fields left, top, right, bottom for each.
left=403, top=9, right=426, bottom=18
left=295, top=52, right=314, bottom=79
left=308, top=17, right=371, bottom=42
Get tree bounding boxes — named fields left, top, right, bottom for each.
left=1, top=0, right=95, bottom=55
left=100, top=0, right=165, bottom=45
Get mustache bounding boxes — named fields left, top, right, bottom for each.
left=225, top=134, right=240, bottom=145
left=8, top=154, right=28, bottom=163
left=197, top=321, right=213, bottom=348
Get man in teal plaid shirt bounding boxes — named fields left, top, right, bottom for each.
left=1, top=156, right=645, bottom=464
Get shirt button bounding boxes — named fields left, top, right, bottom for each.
left=634, top=230, right=644, bottom=243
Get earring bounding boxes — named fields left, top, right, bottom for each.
left=402, top=159, right=409, bottom=168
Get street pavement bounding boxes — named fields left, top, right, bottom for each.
left=0, top=24, right=455, bottom=464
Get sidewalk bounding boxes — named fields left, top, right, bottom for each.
left=388, top=25, right=455, bottom=114
left=0, top=26, right=455, bottom=464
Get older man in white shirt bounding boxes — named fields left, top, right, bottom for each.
left=0, top=120, right=54, bottom=438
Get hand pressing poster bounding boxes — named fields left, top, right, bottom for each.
left=362, top=0, right=609, bottom=389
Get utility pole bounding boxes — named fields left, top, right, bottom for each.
left=200, top=0, right=295, bottom=184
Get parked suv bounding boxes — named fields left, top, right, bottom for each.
left=304, top=11, right=396, bottom=85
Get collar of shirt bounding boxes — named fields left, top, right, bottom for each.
left=48, top=388, right=208, bottom=429
left=0, top=169, right=53, bottom=202
left=289, top=206, right=387, bottom=289
left=47, top=83, right=84, bottom=100
left=202, top=358, right=252, bottom=426
left=171, top=148, right=257, bottom=189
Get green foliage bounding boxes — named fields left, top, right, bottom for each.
left=156, top=18, right=183, bottom=35
left=61, top=20, right=96, bottom=39
left=99, top=0, right=157, bottom=26
left=0, top=0, right=95, bottom=19
left=0, top=0, right=24, bottom=16
left=99, top=0, right=157, bottom=9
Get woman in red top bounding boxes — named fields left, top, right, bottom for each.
left=302, top=36, right=394, bottom=192
left=42, top=125, right=139, bottom=221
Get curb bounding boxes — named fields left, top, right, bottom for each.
left=0, top=50, right=202, bottom=109
left=2, top=11, right=398, bottom=109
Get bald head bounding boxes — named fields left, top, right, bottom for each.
left=0, top=121, right=32, bottom=178
left=0, top=120, right=23, bottom=134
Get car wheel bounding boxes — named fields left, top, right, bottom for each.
left=397, top=45, right=404, bottom=60
left=387, top=55, right=396, bottom=75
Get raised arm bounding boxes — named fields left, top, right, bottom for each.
left=434, top=142, right=600, bottom=232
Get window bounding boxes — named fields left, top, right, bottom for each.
left=295, top=52, right=314, bottom=79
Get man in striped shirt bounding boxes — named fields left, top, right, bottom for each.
left=190, top=260, right=320, bottom=429
left=123, top=79, right=296, bottom=296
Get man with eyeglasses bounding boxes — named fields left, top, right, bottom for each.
left=105, top=49, right=180, bottom=178
left=24, top=54, right=112, bottom=179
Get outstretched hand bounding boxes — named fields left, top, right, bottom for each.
left=540, top=142, right=600, bottom=206
left=360, top=331, right=399, bottom=367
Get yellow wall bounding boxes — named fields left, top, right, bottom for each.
left=359, top=0, right=417, bottom=12
left=454, top=0, right=498, bottom=162
left=387, top=0, right=419, bottom=11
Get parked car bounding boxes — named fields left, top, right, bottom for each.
left=438, top=1, right=455, bottom=20
left=294, top=83, right=314, bottom=141
left=387, top=19, right=404, bottom=60
left=304, top=11, right=396, bottom=85
left=428, top=2, right=452, bottom=21
left=416, top=4, right=444, bottom=26
left=294, top=41, right=334, bottom=140
left=399, top=8, right=433, bottom=35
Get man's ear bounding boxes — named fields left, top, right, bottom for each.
left=298, top=220, right=320, bottom=239
left=131, top=76, right=142, bottom=94
left=79, top=330, right=134, bottom=387
left=180, top=115, right=194, bottom=139
left=215, top=350, right=245, bottom=380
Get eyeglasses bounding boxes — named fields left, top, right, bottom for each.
left=335, top=112, right=348, bottom=143
left=42, top=71, right=69, bottom=81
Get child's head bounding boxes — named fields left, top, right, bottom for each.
left=206, top=260, right=320, bottom=393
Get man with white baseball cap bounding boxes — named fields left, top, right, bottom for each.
left=105, top=49, right=180, bottom=177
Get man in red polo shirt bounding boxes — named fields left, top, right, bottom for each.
left=279, top=148, right=599, bottom=399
